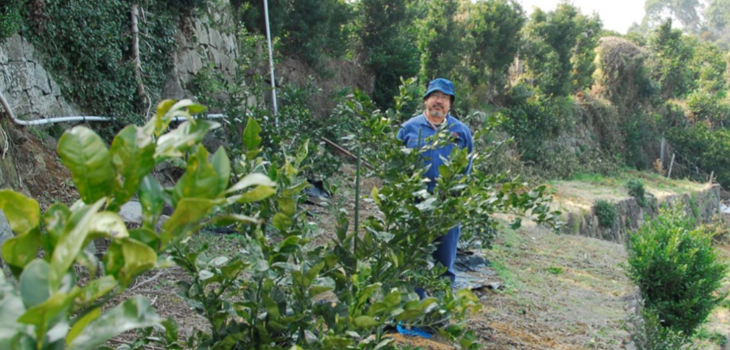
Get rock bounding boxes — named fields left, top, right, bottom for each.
left=119, top=201, right=144, bottom=225
left=156, top=215, right=170, bottom=233
left=0, top=209, right=12, bottom=269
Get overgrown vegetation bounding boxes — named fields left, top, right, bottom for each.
left=5, top=0, right=729, bottom=186
left=594, top=200, right=617, bottom=228
left=0, top=0, right=22, bottom=41
left=626, top=206, right=729, bottom=339
left=0, top=100, right=278, bottom=349
left=627, top=179, right=648, bottom=208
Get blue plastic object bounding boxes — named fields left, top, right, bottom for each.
left=396, top=323, right=432, bottom=339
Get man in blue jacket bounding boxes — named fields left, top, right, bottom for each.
left=396, top=78, right=474, bottom=297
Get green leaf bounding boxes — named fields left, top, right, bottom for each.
left=42, top=203, right=71, bottom=250
left=129, top=228, right=160, bottom=251
left=272, top=213, right=293, bottom=231
left=278, top=198, right=296, bottom=216
left=87, top=212, right=129, bottom=240
left=234, top=185, right=276, bottom=204
left=161, top=198, right=218, bottom=249
left=154, top=121, right=219, bottom=161
left=295, top=140, right=309, bottom=167
left=212, top=146, right=231, bottom=195
left=242, top=117, right=262, bottom=152
left=0, top=190, right=40, bottom=235
left=370, top=187, right=380, bottom=206
left=18, top=291, right=75, bottom=342
left=172, top=146, right=220, bottom=204
left=304, top=262, right=325, bottom=287
left=353, top=315, right=380, bottom=328
left=0, top=274, right=25, bottom=350
left=74, top=276, right=117, bottom=307
left=152, top=100, right=177, bottom=136
left=67, top=296, right=161, bottom=350
left=264, top=295, right=281, bottom=319
left=226, top=173, right=276, bottom=194
left=104, top=239, right=157, bottom=288
left=109, top=125, right=155, bottom=206
left=394, top=309, right=423, bottom=321
left=1, top=229, right=41, bottom=272
left=66, top=307, right=101, bottom=345
left=309, top=285, right=332, bottom=297
left=19, top=260, right=52, bottom=309
left=50, top=199, right=106, bottom=287
left=220, top=260, right=247, bottom=279
left=58, top=126, right=114, bottom=204
left=139, top=176, right=164, bottom=230
left=171, top=99, right=207, bottom=115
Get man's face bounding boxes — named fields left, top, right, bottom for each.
left=425, top=91, right=451, bottom=119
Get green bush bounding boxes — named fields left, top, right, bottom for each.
left=626, top=206, right=730, bottom=336
left=627, top=179, right=648, bottom=208
left=0, top=100, right=279, bottom=350
left=627, top=309, right=691, bottom=350
left=499, top=84, right=573, bottom=162
left=26, top=0, right=179, bottom=128
left=668, top=124, right=730, bottom=188
left=594, top=199, right=617, bottom=228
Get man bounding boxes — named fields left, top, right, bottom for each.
left=396, top=78, right=474, bottom=296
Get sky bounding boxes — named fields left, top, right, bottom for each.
left=516, top=0, right=647, bottom=34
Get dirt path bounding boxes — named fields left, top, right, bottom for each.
left=468, top=221, right=633, bottom=349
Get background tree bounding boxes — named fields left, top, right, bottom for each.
left=418, top=0, right=463, bottom=82
left=356, top=0, right=420, bottom=109
left=643, top=0, right=703, bottom=33
left=648, top=20, right=695, bottom=98
left=571, top=12, right=602, bottom=92
left=235, top=0, right=351, bottom=68
left=462, top=0, right=525, bottom=91
left=522, top=4, right=581, bottom=96
left=705, top=0, right=730, bottom=47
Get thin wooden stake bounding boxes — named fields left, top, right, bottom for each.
left=353, top=145, right=360, bottom=263
left=709, top=171, right=714, bottom=184
left=667, top=153, right=675, bottom=179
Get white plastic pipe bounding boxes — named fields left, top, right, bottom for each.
left=263, top=0, right=279, bottom=126
left=0, top=89, right=227, bottom=126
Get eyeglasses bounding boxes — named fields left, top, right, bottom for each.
left=429, top=92, right=450, bottom=101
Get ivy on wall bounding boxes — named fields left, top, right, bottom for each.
left=24, top=0, right=192, bottom=129
left=0, top=0, right=23, bottom=41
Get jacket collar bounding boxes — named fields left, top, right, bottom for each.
left=417, top=113, right=451, bottom=128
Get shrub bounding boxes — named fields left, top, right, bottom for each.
left=627, top=309, right=691, bottom=350
left=594, top=199, right=617, bottom=228
left=627, top=179, right=648, bottom=208
left=626, top=206, right=730, bottom=336
left=668, top=124, right=730, bottom=188
left=0, top=100, right=279, bottom=349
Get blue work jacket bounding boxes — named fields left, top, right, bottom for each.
left=396, top=113, right=474, bottom=193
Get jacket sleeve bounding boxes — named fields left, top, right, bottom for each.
left=396, top=126, right=408, bottom=144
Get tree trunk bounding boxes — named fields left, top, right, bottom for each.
left=131, top=3, right=148, bottom=115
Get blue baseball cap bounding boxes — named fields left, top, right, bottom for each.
left=424, top=78, right=456, bottom=102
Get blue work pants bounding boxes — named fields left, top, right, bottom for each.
left=416, top=224, right=460, bottom=299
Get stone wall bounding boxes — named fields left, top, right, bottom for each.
left=162, top=12, right=240, bottom=101
left=0, top=34, right=79, bottom=121
left=563, top=185, right=721, bottom=243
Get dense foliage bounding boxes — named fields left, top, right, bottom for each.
left=0, top=0, right=22, bottom=41
left=626, top=206, right=729, bottom=337
left=0, top=100, right=278, bottom=349
left=23, top=0, right=180, bottom=128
